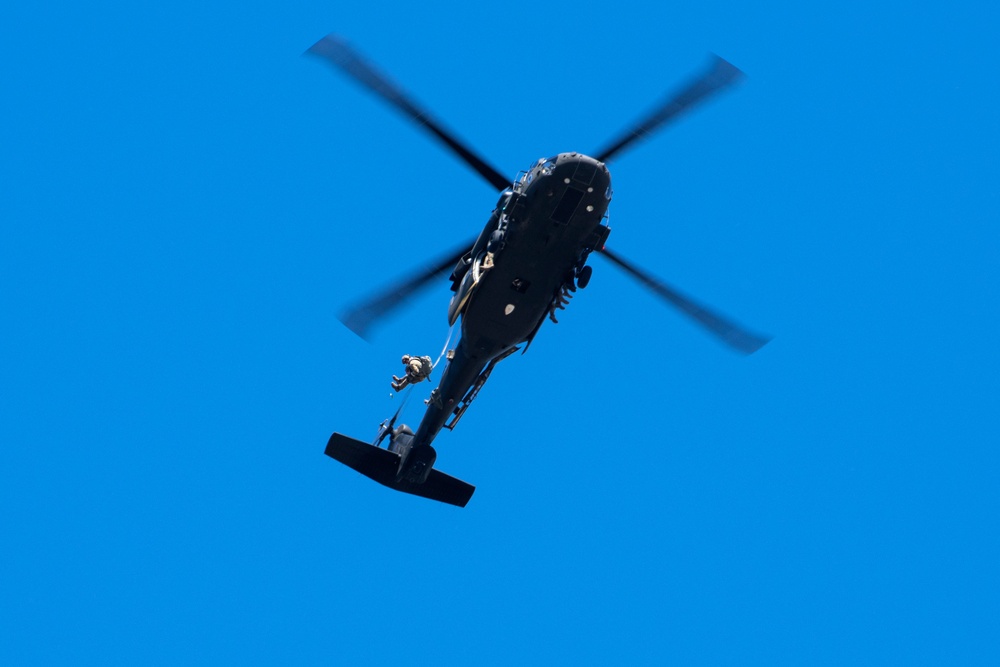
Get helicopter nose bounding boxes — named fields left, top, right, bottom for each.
left=533, top=153, right=612, bottom=225
left=548, top=153, right=611, bottom=193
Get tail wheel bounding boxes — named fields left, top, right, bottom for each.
left=577, top=265, right=593, bottom=289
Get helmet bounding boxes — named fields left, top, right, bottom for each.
left=401, top=355, right=411, bottom=363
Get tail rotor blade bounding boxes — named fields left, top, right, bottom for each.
left=594, top=55, right=744, bottom=164
left=306, top=35, right=512, bottom=192
left=340, top=238, right=476, bottom=339
left=598, top=246, right=770, bottom=354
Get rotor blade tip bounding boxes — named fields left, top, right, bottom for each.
left=709, top=54, right=745, bottom=81
left=306, top=34, right=348, bottom=58
left=736, top=334, right=771, bottom=355
left=338, top=313, right=373, bottom=341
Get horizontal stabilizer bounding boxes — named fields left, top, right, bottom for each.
left=325, top=433, right=475, bottom=507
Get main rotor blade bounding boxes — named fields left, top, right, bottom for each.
left=307, top=35, right=512, bottom=192
left=594, top=55, right=744, bottom=163
left=598, top=246, right=770, bottom=354
left=339, top=238, right=476, bottom=340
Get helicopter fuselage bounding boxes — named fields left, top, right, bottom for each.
left=315, top=35, right=764, bottom=505
left=394, top=152, right=612, bottom=482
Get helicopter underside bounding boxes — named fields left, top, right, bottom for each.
left=459, top=152, right=612, bottom=358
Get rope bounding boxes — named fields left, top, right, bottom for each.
left=433, top=323, right=456, bottom=370
left=394, top=384, right=413, bottom=410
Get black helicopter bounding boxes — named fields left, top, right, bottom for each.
left=309, top=35, right=769, bottom=507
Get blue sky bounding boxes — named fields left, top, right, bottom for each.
left=3, top=1, right=999, bottom=664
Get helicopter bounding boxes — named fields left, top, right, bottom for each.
left=308, top=35, right=770, bottom=507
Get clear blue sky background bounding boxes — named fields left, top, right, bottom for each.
left=3, top=1, right=998, bottom=664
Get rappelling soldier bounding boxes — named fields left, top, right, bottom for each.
left=391, top=354, right=433, bottom=392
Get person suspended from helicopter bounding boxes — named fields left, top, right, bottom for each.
left=391, top=354, right=433, bottom=392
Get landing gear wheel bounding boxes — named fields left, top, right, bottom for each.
left=576, top=264, right=593, bottom=289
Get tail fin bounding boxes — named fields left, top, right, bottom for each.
left=325, top=433, right=475, bottom=508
